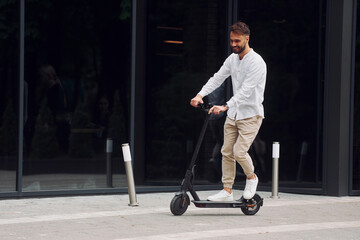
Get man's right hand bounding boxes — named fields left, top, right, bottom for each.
left=190, top=94, right=203, bottom=108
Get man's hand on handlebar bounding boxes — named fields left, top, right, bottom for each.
left=190, top=94, right=204, bottom=108
left=208, top=105, right=228, bottom=115
left=191, top=95, right=228, bottom=114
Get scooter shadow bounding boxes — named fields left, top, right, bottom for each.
left=178, top=213, right=251, bottom=217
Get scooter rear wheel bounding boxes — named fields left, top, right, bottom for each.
left=240, top=194, right=262, bottom=215
left=170, top=193, right=190, bottom=216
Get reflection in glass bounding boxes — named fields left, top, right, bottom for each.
left=236, top=0, right=325, bottom=186
left=0, top=1, right=19, bottom=192
left=23, top=0, right=131, bottom=191
left=145, top=0, right=326, bottom=189
left=145, top=0, right=227, bottom=184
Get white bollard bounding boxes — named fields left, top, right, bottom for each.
left=106, top=138, right=113, bottom=187
left=271, top=142, right=280, bottom=199
left=122, top=143, right=139, bottom=206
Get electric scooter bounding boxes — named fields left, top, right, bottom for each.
left=170, top=103, right=263, bottom=216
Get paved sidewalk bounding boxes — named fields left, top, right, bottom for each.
left=1, top=191, right=360, bottom=240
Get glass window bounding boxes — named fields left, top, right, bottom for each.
left=145, top=0, right=228, bottom=184
left=353, top=0, right=360, bottom=191
left=237, top=0, right=326, bottom=187
left=23, top=0, right=131, bottom=191
left=145, top=0, right=326, bottom=189
left=0, top=1, right=19, bottom=192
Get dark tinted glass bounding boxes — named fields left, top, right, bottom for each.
left=144, top=0, right=326, bottom=189
left=0, top=1, right=19, bottom=192
left=145, top=0, right=228, bottom=184
left=237, top=0, right=325, bottom=186
left=23, top=0, right=131, bottom=191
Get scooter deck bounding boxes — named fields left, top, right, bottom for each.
left=192, top=199, right=262, bottom=208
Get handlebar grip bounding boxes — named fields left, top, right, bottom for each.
left=197, top=103, right=213, bottom=111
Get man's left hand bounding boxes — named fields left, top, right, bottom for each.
left=208, top=105, right=228, bottom=115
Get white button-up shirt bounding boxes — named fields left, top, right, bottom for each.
left=198, top=49, right=267, bottom=120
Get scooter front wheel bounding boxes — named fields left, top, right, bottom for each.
left=240, top=193, right=263, bottom=215
left=170, top=193, right=190, bottom=216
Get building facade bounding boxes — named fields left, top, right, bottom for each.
left=0, top=0, right=359, bottom=198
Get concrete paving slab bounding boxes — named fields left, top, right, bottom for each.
left=0, top=191, right=359, bottom=240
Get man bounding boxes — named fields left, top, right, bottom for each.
left=190, top=21, right=266, bottom=201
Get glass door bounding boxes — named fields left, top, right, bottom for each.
left=236, top=0, right=326, bottom=188
left=0, top=1, right=20, bottom=193
left=145, top=0, right=228, bottom=184
left=22, top=0, right=131, bottom=191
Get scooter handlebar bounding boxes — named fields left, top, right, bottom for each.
left=197, top=103, right=213, bottom=112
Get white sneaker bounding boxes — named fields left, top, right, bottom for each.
left=207, top=190, right=233, bottom=202
left=243, top=176, right=259, bottom=200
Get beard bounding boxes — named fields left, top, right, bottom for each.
left=232, top=44, right=246, bottom=54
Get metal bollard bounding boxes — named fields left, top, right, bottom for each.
left=271, top=142, right=280, bottom=199
left=121, top=143, right=139, bottom=206
left=106, top=138, right=113, bottom=187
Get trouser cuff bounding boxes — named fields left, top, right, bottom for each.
left=223, top=183, right=233, bottom=189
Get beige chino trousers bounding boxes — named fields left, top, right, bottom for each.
left=221, top=115, right=263, bottom=189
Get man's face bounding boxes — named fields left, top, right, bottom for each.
left=230, top=32, right=249, bottom=54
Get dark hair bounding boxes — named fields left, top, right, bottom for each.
left=230, top=22, right=250, bottom=36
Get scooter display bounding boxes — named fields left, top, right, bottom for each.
left=170, top=103, right=263, bottom=216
